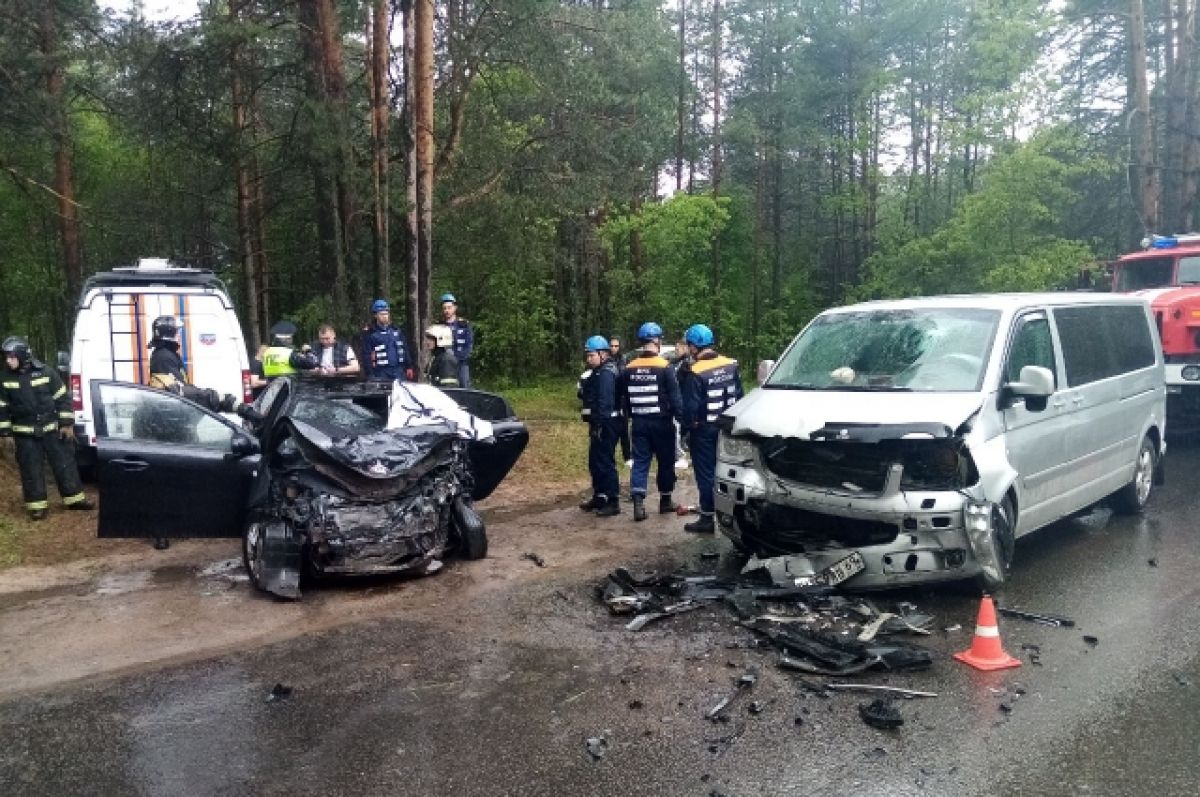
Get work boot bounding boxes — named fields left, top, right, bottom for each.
left=632, top=495, right=647, bottom=522
left=66, top=498, right=95, bottom=511
left=659, top=494, right=674, bottom=514
left=683, top=513, right=715, bottom=534
left=579, top=495, right=604, bottom=512
left=28, top=509, right=48, bottom=521
left=154, top=537, right=171, bottom=550
left=594, top=497, right=620, bottom=518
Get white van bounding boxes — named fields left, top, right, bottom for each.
left=69, top=258, right=252, bottom=467
left=715, top=293, right=1166, bottom=590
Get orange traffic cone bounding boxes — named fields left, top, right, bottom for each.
left=953, top=595, right=1021, bottom=671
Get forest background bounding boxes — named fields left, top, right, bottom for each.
left=0, top=0, right=1195, bottom=385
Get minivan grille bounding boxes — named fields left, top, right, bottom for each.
left=761, top=440, right=891, bottom=493
left=736, top=501, right=899, bottom=552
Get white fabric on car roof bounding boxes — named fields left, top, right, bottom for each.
left=386, top=381, right=494, bottom=441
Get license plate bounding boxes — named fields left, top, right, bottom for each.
left=816, top=551, right=866, bottom=586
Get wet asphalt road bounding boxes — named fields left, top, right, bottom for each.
left=2, top=447, right=1200, bottom=796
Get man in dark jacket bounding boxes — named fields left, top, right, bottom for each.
left=362, top=299, right=414, bottom=382
left=310, top=324, right=360, bottom=376
left=0, top=336, right=93, bottom=520
left=440, top=294, right=474, bottom=388
left=578, top=335, right=621, bottom=517
left=147, top=316, right=261, bottom=417
left=620, top=323, right=683, bottom=521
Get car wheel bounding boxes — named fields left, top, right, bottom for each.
left=242, top=519, right=269, bottom=594
left=452, top=497, right=488, bottom=560
left=1111, top=435, right=1156, bottom=515
left=975, top=496, right=1016, bottom=592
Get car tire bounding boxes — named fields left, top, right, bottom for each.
left=1111, top=435, right=1156, bottom=515
left=975, top=496, right=1016, bottom=592
left=242, top=519, right=269, bottom=594
left=452, top=497, right=488, bottom=560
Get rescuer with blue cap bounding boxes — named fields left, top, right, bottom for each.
left=578, top=334, right=622, bottom=517
left=362, top=299, right=414, bottom=382
left=680, top=323, right=743, bottom=533
left=440, top=293, right=474, bottom=388
left=620, top=322, right=683, bottom=521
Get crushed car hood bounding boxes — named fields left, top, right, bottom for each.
left=727, top=388, right=983, bottom=440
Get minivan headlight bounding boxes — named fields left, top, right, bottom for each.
left=718, top=432, right=758, bottom=462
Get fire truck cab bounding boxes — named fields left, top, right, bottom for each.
left=1113, top=233, right=1200, bottom=427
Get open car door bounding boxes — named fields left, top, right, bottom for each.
left=443, top=388, right=530, bottom=500
left=91, top=380, right=260, bottom=539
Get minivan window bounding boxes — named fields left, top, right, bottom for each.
left=766, top=308, right=1000, bottom=392
left=1005, top=315, right=1057, bottom=388
left=1055, top=305, right=1155, bottom=386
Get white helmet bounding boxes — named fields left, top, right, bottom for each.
left=425, top=324, right=453, bottom=348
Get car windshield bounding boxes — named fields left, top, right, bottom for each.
left=1114, top=256, right=1175, bottom=290
left=765, top=307, right=1000, bottom=392
left=289, top=396, right=387, bottom=437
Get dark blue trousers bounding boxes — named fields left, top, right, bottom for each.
left=587, top=420, right=620, bottom=500
left=457, top=360, right=471, bottom=389
left=630, top=416, right=677, bottom=497
left=690, top=425, right=719, bottom=514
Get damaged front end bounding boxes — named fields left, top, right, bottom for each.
left=246, top=418, right=485, bottom=598
left=714, top=421, right=997, bottom=589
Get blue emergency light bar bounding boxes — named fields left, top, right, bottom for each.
left=1141, top=233, right=1200, bottom=249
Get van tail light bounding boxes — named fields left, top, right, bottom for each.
left=70, top=374, right=83, bottom=411
left=242, top=369, right=252, bottom=403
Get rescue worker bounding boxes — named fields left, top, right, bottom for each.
left=440, top=294, right=474, bottom=388
left=0, top=336, right=94, bottom=520
left=578, top=335, right=621, bottom=517
left=260, top=320, right=319, bottom=378
left=620, top=323, right=683, bottom=521
left=363, top=299, right=414, bottom=382
left=147, top=316, right=265, bottom=418
left=668, top=336, right=692, bottom=469
left=423, top=324, right=461, bottom=388
left=310, top=324, right=360, bottom=376
left=680, top=324, right=743, bottom=534
left=610, top=336, right=632, bottom=466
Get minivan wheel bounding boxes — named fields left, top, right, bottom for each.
left=1112, top=435, right=1156, bottom=515
left=975, top=496, right=1016, bottom=592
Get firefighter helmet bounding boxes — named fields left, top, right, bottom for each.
left=584, top=335, right=610, bottom=353
left=151, top=316, right=180, bottom=343
left=2, top=336, right=31, bottom=367
left=425, top=324, right=454, bottom=348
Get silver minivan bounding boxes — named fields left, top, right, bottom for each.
left=715, top=294, right=1166, bottom=589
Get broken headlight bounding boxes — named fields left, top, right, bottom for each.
left=718, top=432, right=758, bottom=462
left=898, top=441, right=977, bottom=490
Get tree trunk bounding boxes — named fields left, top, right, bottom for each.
left=675, top=0, right=687, bottom=193
left=402, top=0, right=420, bottom=351
left=710, top=0, right=722, bottom=328
left=1163, top=0, right=1196, bottom=232
left=230, top=0, right=261, bottom=349
left=369, top=0, right=391, bottom=299
left=1130, top=0, right=1161, bottom=234
left=39, top=2, right=82, bottom=305
left=414, top=0, right=435, bottom=355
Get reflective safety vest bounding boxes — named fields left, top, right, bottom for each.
left=262, top=346, right=298, bottom=377
left=622, top=353, right=681, bottom=419
left=688, top=353, right=743, bottom=425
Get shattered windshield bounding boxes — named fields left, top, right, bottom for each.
left=766, top=307, right=999, bottom=392
left=290, top=397, right=387, bottom=437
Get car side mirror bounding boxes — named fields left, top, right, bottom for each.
left=227, top=431, right=260, bottom=459
left=757, top=359, right=776, bottom=384
left=1003, top=365, right=1054, bottom=412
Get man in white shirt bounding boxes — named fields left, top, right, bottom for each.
left=311, top=324, right=361, bottom=375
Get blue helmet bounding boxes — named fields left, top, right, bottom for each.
left=685, top=324, right=714, bottom=348
left=636, top=322, right=663, bottom=342
left=584, top=335, right=610, bottom=353
left=371, top=299, right=390, bottom=313
left=440, top=293, right=457, bottom=304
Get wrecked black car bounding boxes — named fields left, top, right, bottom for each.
left=91, top=377, right=528, bottom=598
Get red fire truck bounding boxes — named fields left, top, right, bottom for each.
left=1112, top=233, right=1200, bottom=425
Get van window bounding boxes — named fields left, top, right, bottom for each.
left=1055, top=305, right=1155, bottom=386
left=1005, top=315, right=1056, bottom=388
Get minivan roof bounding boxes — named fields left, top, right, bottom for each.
left=826, top=292, right=1149, bottom=314
left=80, top=258, right=229, bottom=297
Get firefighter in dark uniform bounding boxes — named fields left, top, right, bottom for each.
left=423, top=324, right=461, bottom=388
left=0, top=336, right=93, bottom=520
left=620, top=322, right=683, bottom=521
left=147, top=316, right=264, bottom=417
left=578, top=335, right=622, bottom=517
left=261, top=320, right=319, bottom=379
left=680, top=324, right=743, bottom=534
left=363, top=299, right=414, bottom=382
left=440, top=294, right=474, bottom=388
